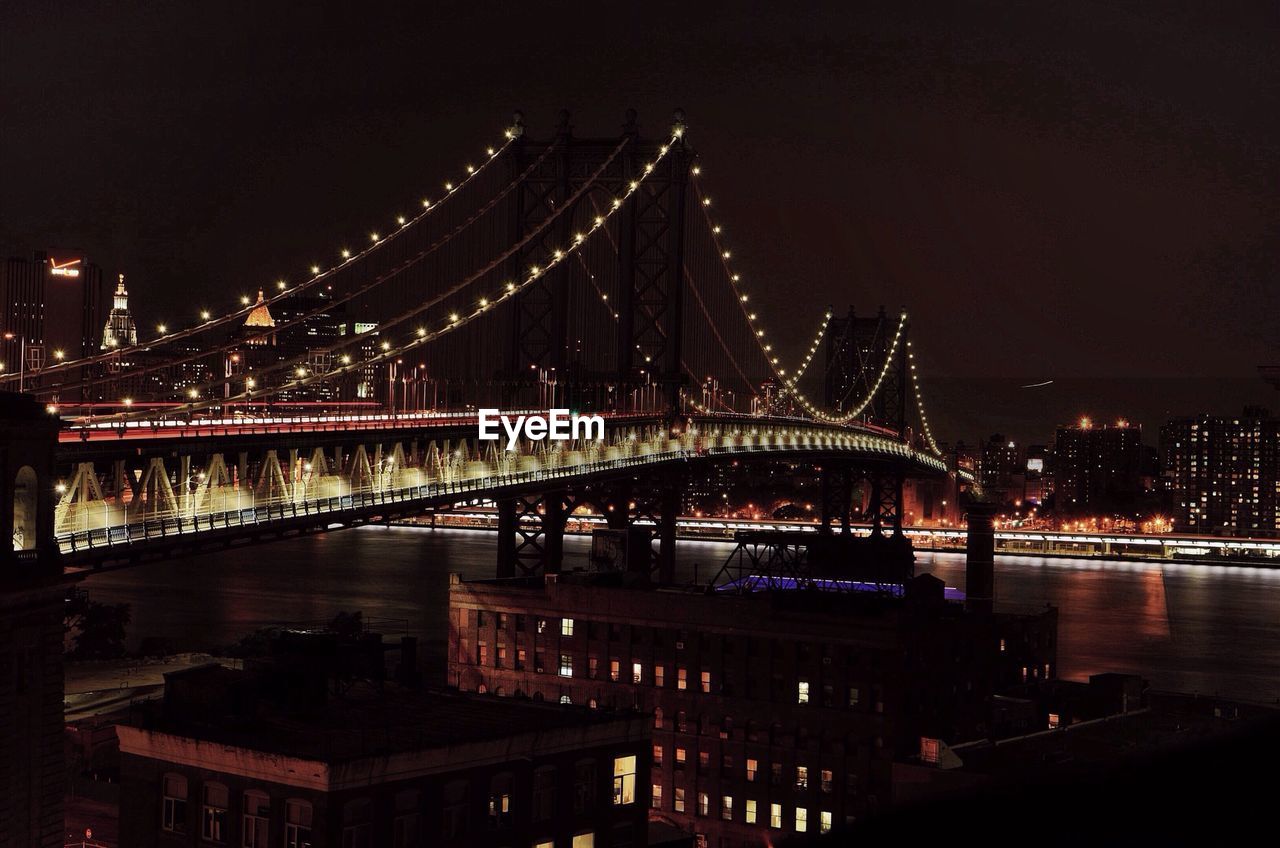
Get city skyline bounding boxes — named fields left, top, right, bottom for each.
left=3, top=2, right=1277, bottom=441
left=3, top=4, right=1280, bottom=847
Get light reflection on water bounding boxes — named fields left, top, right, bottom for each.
left=81, top=526, right=1280, bottom=702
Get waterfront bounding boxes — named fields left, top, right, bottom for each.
left=80, top=526, right=1280, bottom=703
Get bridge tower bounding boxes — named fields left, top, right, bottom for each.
left=0, top=392, right=66, bottom=848
left=504, top=109, right=692, bottom=414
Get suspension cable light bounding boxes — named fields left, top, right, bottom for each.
left=97, top=133, right=681, bottom=424
left=6, top=125, right=519, bottom=385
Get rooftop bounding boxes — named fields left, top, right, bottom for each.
left=126, top=663, right=640, bottom=764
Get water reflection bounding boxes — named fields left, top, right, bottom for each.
left=82, top=527, right=1280, bottom=702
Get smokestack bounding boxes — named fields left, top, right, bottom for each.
left=965, top=500, right=996, bottom=615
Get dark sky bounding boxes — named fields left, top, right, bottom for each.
left=2, top=1, right=1277, bottom=443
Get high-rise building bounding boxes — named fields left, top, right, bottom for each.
left=101, top=273, right=139, bottom=349
left=979, top=435, right=1023, bottom=499
left=1159, top=409, right=1280, bottom=537
left=1, top=249, right=110, bottom=371
left=1051, top=419, right=1145, bottom=514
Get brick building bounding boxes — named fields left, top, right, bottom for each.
left=117, top=663, right=652, bottom=848
left=448, top=568, right=1056, bottom=847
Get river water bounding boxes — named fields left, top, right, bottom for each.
left=80, top=526, right=1280, bottom=703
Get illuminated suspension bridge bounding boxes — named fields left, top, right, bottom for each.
left=1, top=110, right=955, bottom=576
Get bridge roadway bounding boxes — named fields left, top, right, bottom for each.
left=52, top=411, right=945, bottom=570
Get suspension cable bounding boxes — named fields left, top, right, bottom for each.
left=93, top=133, right=682, bottom=422
left=60, top=140, right=561, bottom=401
left=7, top=128, right=518, bottom=383
left=907, top=338, right=943, bottom=455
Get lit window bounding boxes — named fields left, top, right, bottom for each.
left=162, top=773, right=188, bottom=833
left=698, top=792, right=709, bottom=816
left=676, top=747, right=687, bottom=767
left=572, top=834, right=594, bottom=848
left=654, top=665, right=665, bottom=687
left=632, top=662, right=643, bottom=684
left=746, top=758, right=758, bottom=782
left=770, top=803, right=782, bottom=828
left=700, top=671, right=712, bottom=693
left=675, top=788, right=686, bottom=812
left=721, top=795, right=733, bottom=821
left=795, top=807, right=808, bottom=833
left=653, top=744, right=664, bottom=765
left=1048, top=712, right=1061, bottom=729
left=820, top=810, right=833, bottom=833
left=999, top=638, right=1007, bottom=652
left=921, top=737, right=941, bottom=764
left=795, top=766, right=808, bottom=790
left=559, top=653, right=573, bottom=677
left=561, top=618, right=574, bottom=636
left=652, top=783, right=663, bottom=809
left=612, top=755, right=637, bottom=806
left=797, top=679, right=810, bottom=704
left=677, top=667, right=688, bottom=690
left=537, top=618, right=548, bottom=634
left=560, top=694, right=572, bottom=705
left=610, top=660, right=620, bottom=682
left=820, top=769, right=832, bottom=793
left=745, top=799, right=758, bottom=824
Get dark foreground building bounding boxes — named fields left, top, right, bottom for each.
left=448, top=559, right=1057, bottom=847
left=117, top=663, right=653, bottom=848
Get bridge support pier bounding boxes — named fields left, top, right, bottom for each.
left=867, top=467, right=905, bottom=537
left=0, top=393, right=65, bottom=848
left=819, top=464, right=853, bottom=535
left=496, top=491, right=570, bottom=578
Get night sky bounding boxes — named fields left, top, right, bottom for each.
left=3, top=1, right=1277, bottom=444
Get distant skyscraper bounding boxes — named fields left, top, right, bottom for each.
left=980, top=434, right=1023, bottom=497
left=1160, top=409, right=1280, bottom=537
left=241, top=288, right=277, bottom=346
left=1052, top=419, right=1144, bottom=514
left=101, top=273, right=139, bottom=349
left=1, top=249, right=109, bottom=370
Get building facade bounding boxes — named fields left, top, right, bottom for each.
left=1160, top=410, right=1280, bottom=536
left=1052, top=419, right=1145, bottom=514
left=2, top=249, right=109, bottom=372
left=118, top=665, right=651, bottom=848
left=448, top=570, right=1056, bottom=847
left=101, top=273, right=139, bottom=349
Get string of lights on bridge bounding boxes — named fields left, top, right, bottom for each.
left=780, top=309, right=833, bottom=393
left=908, top=340, right=943, bottom=456
left=76, top=141, right=564, bottom=406
left=689, top=166, right=914, bottom=426
left=98, top=131, right=685, bottom=422
left=4, top=128, right=518, bottom=382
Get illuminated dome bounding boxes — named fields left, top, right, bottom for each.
left=244, top=289, right=276, bottom=329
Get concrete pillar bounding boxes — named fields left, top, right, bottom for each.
left=0, top=391, right=66, bottom=847
left=496, top=498, right=516, bottom=578
left=965, top=500, right=997, bottom=615
left=543, top=492, right=566, bottom=575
